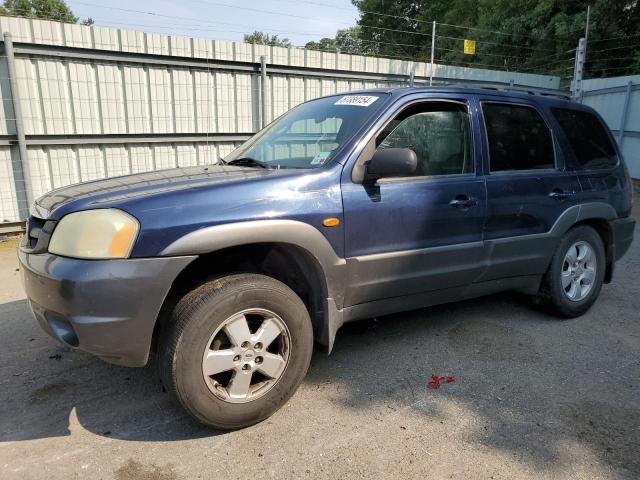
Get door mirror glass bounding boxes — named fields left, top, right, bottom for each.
left=364, top=148, right=417, bottom=183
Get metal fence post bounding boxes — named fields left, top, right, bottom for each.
left=3, top=32, right=33, bottom=219
left=617, top=80, right=633, bottom=146
left=429, top=21, right=436, bottom=86
left=260, top=55, right=267, bottom=129
left=572, top=37, right=586, bottom=101
left=409, top=70, right=414, bottom=87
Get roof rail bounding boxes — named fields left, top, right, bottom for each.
left=446, top=81, right=572, bottom=100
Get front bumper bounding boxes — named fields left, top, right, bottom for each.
left=19, top=249, right=195, bottom=367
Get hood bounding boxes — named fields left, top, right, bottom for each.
left=33, top=165, right=296, bottom=219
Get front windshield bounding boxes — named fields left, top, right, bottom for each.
left=224, top=93, right=389, bottom=169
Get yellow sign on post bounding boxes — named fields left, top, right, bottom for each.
left=463, top=39, right=476, bottom=55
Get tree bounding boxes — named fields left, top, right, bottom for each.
left=352, top=0, right=640, bottom=79
left=305, top=27, right=377, bottom=55
left=0, top=0, right=78, bottom=23
left=243, top=31, right=292, bottom=48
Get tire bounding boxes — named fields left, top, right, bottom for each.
left=159, top=273, right=313, bottom=429
left=538, top=225, right=606, bottom=318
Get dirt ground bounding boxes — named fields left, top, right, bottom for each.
left=0, top=204, right=638, bottom=480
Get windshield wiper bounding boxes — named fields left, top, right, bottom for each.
left=225, top=157, right=273, bottom=169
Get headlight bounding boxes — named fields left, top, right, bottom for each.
left=48, top=209, right=139, bottom=259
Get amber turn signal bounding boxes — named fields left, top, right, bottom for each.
left=322, top=218, right=340, bottom=227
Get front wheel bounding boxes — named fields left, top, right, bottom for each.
left=538, top=225, right=605, bottom=318
left=160, top=274, right=313, bottom=429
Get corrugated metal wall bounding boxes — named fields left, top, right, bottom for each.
left=582, top=75, right=640, bottom=180
left=0, top=16, right=561, bottom=223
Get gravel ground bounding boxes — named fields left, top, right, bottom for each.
left=0, top=204, right=638, bottom=480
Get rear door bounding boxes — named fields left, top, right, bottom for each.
left=477, top=97, right=583, bottom=281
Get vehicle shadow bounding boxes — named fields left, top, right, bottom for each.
left=1, top=288, right=639, bottom=477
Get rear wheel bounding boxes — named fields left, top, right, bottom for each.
left=538, top=225, right=605, bottom=317
left=160, top=274, right=313, bottom=429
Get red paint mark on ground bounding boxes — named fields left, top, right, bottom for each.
left=428, top=375, right=456, bottom=389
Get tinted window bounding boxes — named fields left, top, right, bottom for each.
left=483, top=103, right=555, bottom=171
left=552, top=108, right=618, bottom=169
left=376, top=104, right=472, bottom=176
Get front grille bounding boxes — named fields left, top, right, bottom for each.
left=23, top=216, right=56, bottom=254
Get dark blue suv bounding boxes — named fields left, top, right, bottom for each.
left=19, top=86, right=635, bottom=429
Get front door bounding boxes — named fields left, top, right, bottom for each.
left=341, top=98, right=486, bottom=307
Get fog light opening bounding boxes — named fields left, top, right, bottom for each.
left=45, top=313, right=79, bottom=348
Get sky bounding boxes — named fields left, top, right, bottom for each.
left=67, top=0, right=361, bottom=46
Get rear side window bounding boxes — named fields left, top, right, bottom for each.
left=483, top=103, right=555, bottom=171
left=551, top=108, right=618, bottom=169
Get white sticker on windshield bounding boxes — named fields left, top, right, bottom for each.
left=334, top=95, right=379, bottom=107
left=311, top=151, right=331, bottom=165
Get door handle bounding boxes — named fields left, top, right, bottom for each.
left=548, top=189, right=575, bottom=201
left=449, top=195, right=478, bottom=209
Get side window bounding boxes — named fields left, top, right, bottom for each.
left=483, top=103, right=555, bottom=172
left=551, top=108, right=618, bottom=169
left=376, top=103, right=472, bottom=176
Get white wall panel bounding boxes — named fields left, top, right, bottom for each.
left=63, top=24, right=93, bottom=48
left=305, top=78, right=321, bottom=101
left=213, top=40, right=234, bottom=61
left=146, top=33, right=170, bottom=55
left=0, top=60, right=15, bottom=135
left=234, top=43, right=252, bottom=62
left=130, top=146, right=154, bottom=173
left=0, top=16, right=32, bottom=42
left=77, top=146, right=105, bottom=181
left=123, top=66, right=151, bottom=133
left=176, top=145, right=197, bottom=167
left=170, top=36, right=192, bottom=57
left=306, top=50, right=321, bottom=68
left=93, top=26, right=119, bottom=51
left=194, top=71, right=216, bottom=133
left=193, top=39, right=213, bottom=59
left=197, top=144, right=218, bottom=164
left=0, top=147, right=18, bottom=222
left=37, top=60, right=73, bottom=134
left=321, top=52, right=336, bottom=70
left=104, top=145, right=129, bottom=177
left=235, top=74, right=254, bottom=131
left=253, top=44, right=271, bottom=63
left=272, top=47, right=288, bottom=65
left=69, top=62, right=101, bottom=134
left=272, top=76, right=289, bottom=120
left=215, top=73, right=236, bottom=132
left=120, top=29, right=145, bottom=54
left=48, top=147, right=79, bottom=188
left=289, top=48, right=305, bottom=67
left=97, top=64, right=126, bottom=134
left=173, top=69, right=195, bottom=133
left=217, top=142, right=236, bottom=159
left=31, top=19, right=64, bottom=46
left=15, top=59, right=44, bottom=134
left=289, top=78, right=305, bottom=108
left=153, top=144, right=175, bottom=169
left=26, top=147, right=52, bottom=199
left=149, top=68, right=173, bottom=133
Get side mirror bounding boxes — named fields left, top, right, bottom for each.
left=363, top=148, right=417, bottom=183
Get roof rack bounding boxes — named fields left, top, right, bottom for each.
left=446, top=81, right=572, bottom=100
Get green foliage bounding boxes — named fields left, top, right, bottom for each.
left=243, top=31, right=292, bottom=48
left=305, top=27, right=377, bottom=55
left=353, top=0, right=640, bottom=79
left=0, top=0, right=78, bottom=23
